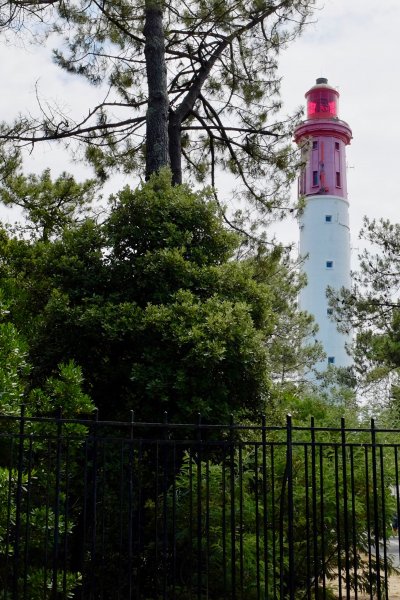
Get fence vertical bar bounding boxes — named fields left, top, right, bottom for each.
left=371, top=418, right=381, bottom=600
left=311, top=416, right=319, bottom=599
left=334, top=444, right=342, bottom=599
left=5, top=438, right=15, bottom=600
left=172, top=439, right=177, bottom=600
left=261, top=415, right=268, bottom=600
left=364, top=445, right=373, bottom=600
left=304, top=444, right=311, bottom=600
left=238, top=442, right=244, bottom=600
left=341, top=417, right=350, bottom=599
left=395, top=447, right=400, bottom=563
left=222, top=437, right=227, bottom=600
left=62, top=438, right=71, bottom=599
left=137, top=438, right=143, bottom=600
left=81, top=434, right=89, bottom=598
left=319, top=444, right=326, bottom=598
left=229, top=415, right=236, bottom=600
left=155, top=425, right=160, bottom=598
left=52, top=408, right=63, bottom=599
left=254, top=440, right=260, bottom=600
left=197, top=413, right=203, bottom=600
left=22, top=434, right=33, bottom=600
left=90, top=408, right=99, bottom=599
left=118, top=437, right=125, bottom=600
left=162, top=411, right=169, bottom=600
left=270, top=445, right=277, bottom=599
left=13, top=404, right=25, bottom=600
left=350, top=445, right=358, bottom=599
left=279, top=438, right=284, bottom=600
left=379, top=445, right=389, bottom=600
left=286, top=414, right=295, bottom=600
left=99, top=438, right=106, bottom=592
left=128, top=411, right=135, bottom=600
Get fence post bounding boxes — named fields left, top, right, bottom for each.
left=286, top=414, right=295, bottom=600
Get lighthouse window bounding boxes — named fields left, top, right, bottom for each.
left=326, top=261, right=333, bottom=269
left=335, top=142, right=340, bottom=151
left=312, top=141, right=318, bottom=150
left=328, top=356, right=335, bottom=365
left=325, top=215, right=332, bottom=223
left=336, top=172, right=341, bottom=187
left=312, top=171, right=318, bottom=186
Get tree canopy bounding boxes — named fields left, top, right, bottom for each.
left=0, top=0, right=315, bottom=227
left=0, top=169, right=321, bottom=421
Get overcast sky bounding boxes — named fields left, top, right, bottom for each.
left=0, top=0, right=399, bottom=256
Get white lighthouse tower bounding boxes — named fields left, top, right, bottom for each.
left=294, top=78, right=352, bottom=370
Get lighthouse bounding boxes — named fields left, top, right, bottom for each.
left=294, top=78, right=352, bottom=370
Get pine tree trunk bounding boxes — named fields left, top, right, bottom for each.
left=144, top=1, right=169, bottom=179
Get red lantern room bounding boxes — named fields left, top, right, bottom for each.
left=294, top=77, right=352, bottom=199
left=306, top=77, right=339, bottom=119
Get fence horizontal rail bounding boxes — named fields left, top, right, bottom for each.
left=4, top=407, right=400, bottom=434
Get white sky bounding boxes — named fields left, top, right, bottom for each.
left=0, top=0, right=399, bottom=256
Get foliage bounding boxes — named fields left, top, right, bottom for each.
left=0, top=170, right=321, bottom=422
left=0, top=459, right=83, bottom=598
left=0, top=148, right=99, bottom=241
left=0, top=320, right=29, bottom=416
left=146, top=405, right=397, bottom=599
left=0, top=299, right=94, bottom=599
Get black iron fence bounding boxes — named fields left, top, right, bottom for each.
left=1, top=409, right=400, bottom=599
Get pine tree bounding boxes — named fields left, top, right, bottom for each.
left=0, top=0, right=315, bottom=226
